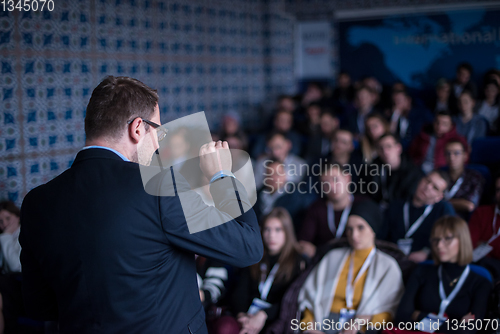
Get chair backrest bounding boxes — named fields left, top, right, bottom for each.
left=466, top=164, right=491, bottom=185
left=420, top=260, right=493, bottom=282
left=470, top=137, right=500, bottom=164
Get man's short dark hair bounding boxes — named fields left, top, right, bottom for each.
left=445, top=138, right=469, bottom=153
left=321, top=107, right=338, bottom=119
left=459, top=89, right=475, bottom=100
left=85, top=76, right=159, bottom=141
left=265, top=131, right=288, bottom=144
left=0, top=201, right=20, bottom=218
left=457, top=62, right=473, bottom=75
left=377, top=132, right=401, bottom=145
left=435, top=110, right=453, bottom=120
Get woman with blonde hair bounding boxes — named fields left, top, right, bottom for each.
left=390, top=215, right=492, bottom=334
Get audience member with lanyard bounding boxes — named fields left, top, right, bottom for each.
left=381, top=170, right=455, bottom=263
left=218, top=208, right=306, bottom=334
left=368, top=133, right=423, bottom=210
left=298, top=200, right=404, bottom=334
left=443, top=139, right=484, bottom=220
left=390, top=216, right=491, bottom=334
left=469, top=173, right=500, bottom=279
left=298, top=164, right=372, bottom=259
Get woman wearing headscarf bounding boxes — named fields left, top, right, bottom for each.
left=298, top=200, right=404, bottom=334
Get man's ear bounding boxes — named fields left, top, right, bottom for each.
left=128, top=118, right=144, bottom=144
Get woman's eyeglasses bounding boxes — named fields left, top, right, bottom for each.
left=430, top=235, right=455, bottom=246
left=127, top=118, right=167, bottom=142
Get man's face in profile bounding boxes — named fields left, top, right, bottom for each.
left=137, top=104, right=161, bottom=166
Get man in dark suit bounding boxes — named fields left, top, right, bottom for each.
left=19, top=76, right=263, bottom=333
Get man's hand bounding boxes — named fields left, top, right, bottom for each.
left=237, top=312, right=250, bottom=327
left=298, top=241, right=317, bottom=259
left=239, top=311, right=267, bottom=334
left=408, top=250, right=429, bottom=263
left=199, top=140, right=232, bottom=180
left=461, top=312, right=475, bottom=322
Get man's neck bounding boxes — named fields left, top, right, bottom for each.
left=486, top=97, right=496, bottom=106
left=328, top=193, right=352, bottom=210
left=85, top=139, right=132, bottom=161
left=360, top=105, right=372, bottom=114
left=387, top=156, right=401, bottom=170
left=412, top=196, right=426, bottom=208
left=449, top=166, right=464, bottom=181
left=333, top=152, right=350, bottom=165
left=461, top=111, right=473, bottom=123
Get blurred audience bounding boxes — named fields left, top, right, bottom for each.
left=454, top=89, right=488, bottom=144
left=359, top=113, right=389, bottom=164
left=345, top=86, right=379, bottom=136
left=305, top=109, right=339, bottom=166
left=381, top=170, right=455, bottom=263
left=452, top=62, right=477, bottom=100
left=369, top=133, right=424, bottom=209
left=427, top=78, right=457, bottom=115
left=251, top=110, right=303, bottom=159
left=332, top=71, right=355, bottom=107
left=477, top=79, right=500, bottom=135
left=469, top=173, right=500, bottom=279
left=254, top=132, right=306, bottom=190
left=216, top=208, right=306, bottom=334
left=297, top=164, right=373, bottom=259
left=253, top=160, right=315, bottom=229
left=409, top=111, right=466, bottom=173
left=443, top=139, right=484, bottom=219
left=386, top=89, right=433, bottom=150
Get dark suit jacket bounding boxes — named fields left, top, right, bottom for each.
left=368, top=155, right=424, bottom=204
left=19, top=148, right=263, bottom=334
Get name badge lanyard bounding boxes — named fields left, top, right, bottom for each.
left=403, top=201, right=434, bottom=239
left=327, top=196, right=353, bottom=238
left=345, top=248, right=376, bottom=309
left=486, top=206, right=500, bottom=244
left=444, top=177, right=464, bottom=201
left=437, top=265, right=470, bottom=318
left=258, top=263, right=280, bottom=301
left=399, top=117, right=409, bottom=138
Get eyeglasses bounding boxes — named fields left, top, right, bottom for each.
left=127, top=117, right=167, bottom=142
left=430, top=235, right=456, bottom=246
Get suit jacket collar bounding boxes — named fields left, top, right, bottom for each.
left=72, top=147, right=133, bottom=166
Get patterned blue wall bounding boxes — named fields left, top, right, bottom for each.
left=0, top=0, right=295, bottom=206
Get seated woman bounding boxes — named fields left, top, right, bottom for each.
left=298, top=200, right=404, bottom=334
left=214, top=207, right=307, bottom=334
left=359, top=113, right=389, bottom=164
left=390, top=215, right=492, bottom=334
